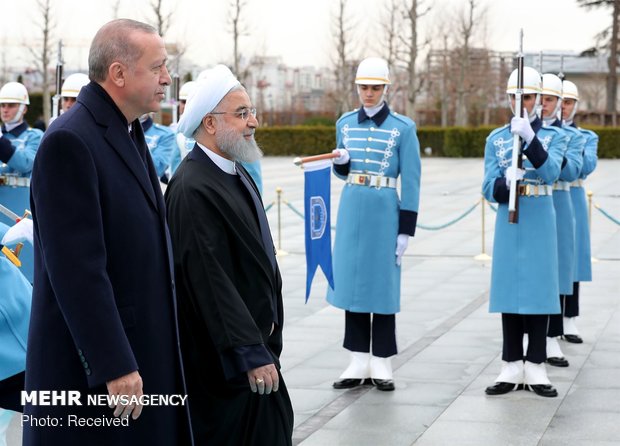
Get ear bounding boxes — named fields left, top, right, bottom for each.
left=202, top=115, right=217, bottom=135
left=108, top=62, right=126, bottom=88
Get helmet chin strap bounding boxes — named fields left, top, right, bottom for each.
left=357, top=85, right=388, bottom=115
left=508, top=94, right=539, bottom=121
left=565, top=102, right=578, bottom=123
left=541, top=100, right=562, bottom=125
left=5, top=104, right=26, bottom=125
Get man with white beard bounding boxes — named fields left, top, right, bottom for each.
left=164, top=65, right=293, bottom=445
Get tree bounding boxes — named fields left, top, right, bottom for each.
left=577, top=0, right=619, bottom=116
left=228, top=0, right=251, bottom=83
left=148, top=0, right=173, bottom=37
left=401, top=0, right=431, bottom=118
left=453, top=0, right=480, bottom=126
left=330, top=0, right=356, bottom=116
left=27, top=0, right=55, bottom=124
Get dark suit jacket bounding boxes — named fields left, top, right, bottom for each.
left=25, top=83, right=191, bottom=445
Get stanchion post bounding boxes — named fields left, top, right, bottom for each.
left=588, top=190, right=598, bottom=263
left=275, top=187, right=288, bottom=256
left=474, top=196, right=491, bottom=261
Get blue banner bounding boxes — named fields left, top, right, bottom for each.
left=304, top=161, right=334, bottom=301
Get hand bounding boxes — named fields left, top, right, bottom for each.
left=395, top=234, right=409, bottom=266
left=332, top=148, right=350, bottom=165
left=106, top=371, right=143, bottom=420
left=247, top=363, right=279, bottom=395
left=510, top=115, right=535, bottom=144
left=504, top=165, right=525, bottom=188
left=1, top=218, right=33, bottom=246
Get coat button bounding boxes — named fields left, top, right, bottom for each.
left=368, top=137, right=373, bottom=141
left=78, top=349, right=83, bottom=355
left=85, top=369, right=91, bottom=376
left=366, top=148, right=370, bottom=152
left=83, top=362, right=89, bottom=369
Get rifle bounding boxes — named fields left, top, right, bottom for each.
left=171, top=73, right=180, bottom=125
left=508, top=30, right=524, bottom=224
left=51, top=40, right=64, bottom=120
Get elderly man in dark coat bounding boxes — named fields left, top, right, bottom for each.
left=165, top=65, right=294, bottom=445
left=25, top=19, right=192, bottom=445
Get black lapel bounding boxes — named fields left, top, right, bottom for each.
left=79, top=84, right=158, bottom=210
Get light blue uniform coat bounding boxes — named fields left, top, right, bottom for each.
left=483, top=118, right=565, bottom=314
left=327, top=105, right=421, bottom=314
left=551, top=121, right=584, bottom=294
left=0, top=122, right=42, bottom=283
left=0, top=222, right=31, bottom=380
left=570, top=125, right=598, bottom=282
left=142, top=117, right=175, bottom=177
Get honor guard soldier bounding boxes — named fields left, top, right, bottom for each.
left=483, top=67, right=566, bottom=398
left=60, top=73, right=90, bottom=113
left=140, top=112, right=175, bottom=179
left=48, top=73, right=90, bottom=126
left=328, top=57, right=421, bottom=392
left=0, top=81, right=43, bottom=283
left=0, top=219, right=33, bottom=441
left=540, top=73, right=585, bottom=367
left=561, top=80, right=599, bottom=344
left=170, top=80, right=197, bottom=175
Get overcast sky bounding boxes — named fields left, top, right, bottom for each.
left=1, top=0, right=610, bottom=73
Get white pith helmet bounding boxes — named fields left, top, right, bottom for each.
left=506, top=66, right=541, bottom=95
left=0, top=82, right=29, bottom=105
left=61, top=73, right=90, bottom=98
left=541, top=73, right=563, bottom=98
left=355, top=57, right=391, bottom=85
left=179, top=81, right=197, bottom=101
left=562, top=80, right=579, bottom=101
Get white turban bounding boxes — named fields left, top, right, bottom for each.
left=177, top=64, right=241, bottom=138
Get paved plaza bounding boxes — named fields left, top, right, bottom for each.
left=7, top=157, right=620, bottom=445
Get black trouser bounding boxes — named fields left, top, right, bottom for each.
left=343, top=311, right=397, bottom=358
left=564, top=282, right=580, bottom=317
left=548, top=295, right=565, bottom=337
left=502, top=313, right=548, bottom=364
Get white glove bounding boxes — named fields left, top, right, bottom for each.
left=1, top=218, right=33, bottom=246
left=504, top=165, right=525, bottom=188
left=395, top=234, right=409, bottom=266
left=510, top=115, right=535, bottom=144
left=332, top=149, right=350, bottom=165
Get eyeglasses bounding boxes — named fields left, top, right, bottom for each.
left=210, top=107, right=257, bottom=121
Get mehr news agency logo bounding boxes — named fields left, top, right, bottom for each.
left=20, top=390, right=187, bottom=427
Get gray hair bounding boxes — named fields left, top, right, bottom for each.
left=88, top=19, right=158, bottom=83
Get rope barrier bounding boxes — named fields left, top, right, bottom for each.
left=417, top=199, right=481, bottom=230
left=264, top=188, right=618, bottom=256
left=275, top=196, right=482, bottom=232
left=594, top=204, right=620, bottom=226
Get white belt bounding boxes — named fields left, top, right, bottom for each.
left=0, top=175, right=30, bottom=187
left=347, top=174, right=397, bottom=189
left=553, top=181, right=571, bottom=191
left=570, top=179, right=584, bottom=188
left=518, top=184, right=553, bottom=197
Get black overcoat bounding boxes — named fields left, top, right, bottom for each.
left=24, top=83, right=192, bottom=445
left=165, top=146, right=293, bottom=445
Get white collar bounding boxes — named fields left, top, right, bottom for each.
left=196, top=142, right=236, bottom=175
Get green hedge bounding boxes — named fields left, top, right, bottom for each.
left=255, top=125, right=619, bottom=158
